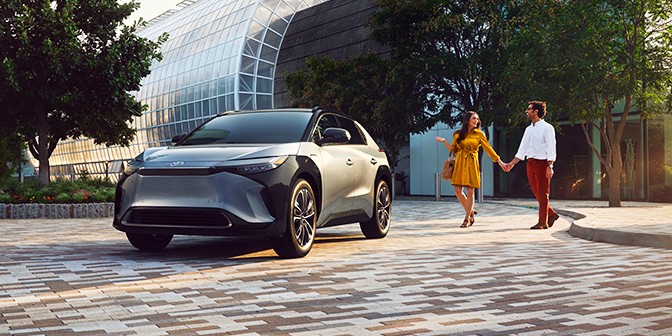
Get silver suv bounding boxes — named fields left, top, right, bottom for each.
left=113, top=107, right=392, bottom=258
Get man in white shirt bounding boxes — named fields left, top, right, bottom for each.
left=505, top=101, right=560, bottom=229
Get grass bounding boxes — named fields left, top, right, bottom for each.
left=0, top=177, right=115, bottom=204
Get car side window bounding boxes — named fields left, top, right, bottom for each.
left=337, top=117, right=366, bottom=145
left=312, top=114, right=340, bottom=143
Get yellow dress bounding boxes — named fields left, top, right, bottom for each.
left=450, top=129, right=500, bottom=188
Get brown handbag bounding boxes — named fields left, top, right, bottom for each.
left=441, top=156, right=455, bottom=180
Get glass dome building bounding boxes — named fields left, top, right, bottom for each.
left=46, top=0, right=328, bottom=179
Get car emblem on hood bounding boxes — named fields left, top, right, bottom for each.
left=170, top=161, right=185, bottom=167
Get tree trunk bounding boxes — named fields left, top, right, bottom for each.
left=35, top=100, right=50, bottom=185
left=608, top=142, right=622, bottom=207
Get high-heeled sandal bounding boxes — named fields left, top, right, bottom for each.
left=460, top=217, right=471, bottom=228
left=469, top=210, right=478, bottom=225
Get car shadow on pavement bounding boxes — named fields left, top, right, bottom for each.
left=314, top=232, right=367, bottom=245
left=108, top=232, right=368, bottom=261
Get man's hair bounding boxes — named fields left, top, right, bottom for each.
left=529, top=101, right=547, bottom=118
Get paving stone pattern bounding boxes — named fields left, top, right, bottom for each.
left=1, top=200, right=671, bottom=335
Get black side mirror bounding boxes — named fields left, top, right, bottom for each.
left=318, top=127, right=351, bottom=145
left=171, top=133, right=186, bottom=145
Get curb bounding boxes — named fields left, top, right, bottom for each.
left=0, top=203, right=114, bottom=219
left=568, top=219, right=672, bottom=250
left=489, top=200, right=672, bottom=250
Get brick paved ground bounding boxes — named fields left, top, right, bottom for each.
left=1, top=200, right=672, bottom=335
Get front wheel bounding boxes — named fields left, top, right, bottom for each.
left=126, top=233, right=173, bottom=252
left=360, top=179, right=391, bottom=239
left=273, top=179, right=317, bottom=258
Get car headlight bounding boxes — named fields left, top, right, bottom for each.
left=124, top=153, right=144, bottom=175
left=233, top=156, right=288, bottom=174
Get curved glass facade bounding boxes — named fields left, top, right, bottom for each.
left=45, top=0, right=326, bottom=179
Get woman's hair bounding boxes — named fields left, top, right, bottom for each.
left=529, top=100, right=547, bottom=118
left=453, top=111, right=481, bottom=150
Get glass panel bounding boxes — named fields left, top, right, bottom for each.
left=275, top=1, right=294, bottom=20
left=256, top=94, right=273, bottom=109
left=244, top=38, right=261, bottom=57
left=239, top=74, right=254, bottom=92
left=285, top=0, right=303, bottom=10
left=210, top=98, right=218, bottom=114
left=209, top=79, right=218, bottom=96
left=263, top=29, right=282, bottom=48
left=254, top=4, right=273, bottom=25
left=241, top=56, right=256, bottom=74
left=187, top=103, right=195, bottom=119
left=225, top=94, right=234, bottom=110
left=269, top=15, right=289, bottom=35
left=218, top=96, right=227, bottom=112
left=218, top=77, right=228, bottom=95
left=256, top=77, right=272, bottom=93
left=202, top=99, right=210, bottom=117
left=240, top=93, right=254, bottom=110
left=261, top=0, right=281, bottom=10
left=260, top=44, right=278, bottom=63
left=257, top=61, right=274, bottom=78
left=248, top=20, right=265, bottom=41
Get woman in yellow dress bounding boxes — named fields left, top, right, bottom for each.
left=436, top=111, right=507, bottom=228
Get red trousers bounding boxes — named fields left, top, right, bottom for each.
left=526, top=158, right=557, bottom=225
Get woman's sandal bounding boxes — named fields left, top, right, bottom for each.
left=469, top=210, right=478, bottom=225
left=460, top=218, right=471, bottom=228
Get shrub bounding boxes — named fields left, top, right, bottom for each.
left=0, top=178, right=115, bottom=204
left=55, top=192, right=73, bottom=203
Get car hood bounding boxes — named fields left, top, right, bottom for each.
left=140, top=143, right=302, bottom=168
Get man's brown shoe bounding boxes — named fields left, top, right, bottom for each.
left=530, top=223, right=548, bottom=230
left=548, top=213, right=560, bottom=227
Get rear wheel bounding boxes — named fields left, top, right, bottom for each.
left=360, top=179, right=391, bottom=238
left=273, top=179, right=317, bottom=258
left=126, top=233, right=173, bottom=252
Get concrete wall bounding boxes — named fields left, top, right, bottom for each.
left=274, top=0, right=388, bottom=107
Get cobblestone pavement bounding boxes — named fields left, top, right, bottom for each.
left=2, top=200, right=672, bottom=335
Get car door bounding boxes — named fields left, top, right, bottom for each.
left=335, top=116, right=378, bottom=213
left=311, top=114, right=354, bottom=223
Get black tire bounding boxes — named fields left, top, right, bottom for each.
left=273, top=179, right=317, bottom=258
left=126, top=233, right=173, bottom=252
left=360, top=179, right=391, bottom=239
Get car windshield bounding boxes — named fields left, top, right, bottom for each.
left=179, top=111, right=312, bottom=145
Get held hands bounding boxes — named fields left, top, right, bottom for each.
left=497, top=159, right=511, bottom=173
left=498, top=161, right=513, bottom=173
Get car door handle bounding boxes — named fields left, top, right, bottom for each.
left=370, top=158, right=377, bottom=165
left=346, top=159, right=353, bottom=166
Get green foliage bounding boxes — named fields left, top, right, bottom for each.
left=284, top=54, right=433, bottom=167
left=0, top=178, right=115, bottom=204
left=0, top=130, right=24, bottom=180
left=502, top=0, right=672, bottom=206
left=78, top=168, right=91, bottom=181
left=0, top=0, right=167, bottom=185
left=370, top=0, right=519, bottom=130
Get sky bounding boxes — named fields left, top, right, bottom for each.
left=123, top=0, right=183, bottom=25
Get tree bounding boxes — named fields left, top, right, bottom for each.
left=0, top=128, right=24, bottom=181
left=284, top=54, right=434, bottom=169
left=504, top=0, right=672, bottom=206
left=369, top=0, right=519, bottom=132
left=0, top=0, right=167, bottom=185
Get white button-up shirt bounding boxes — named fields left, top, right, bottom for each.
left=514, top=119, right=557, bottom=162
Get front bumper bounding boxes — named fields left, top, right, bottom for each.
left=113, top=166, right=294, bottom=237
